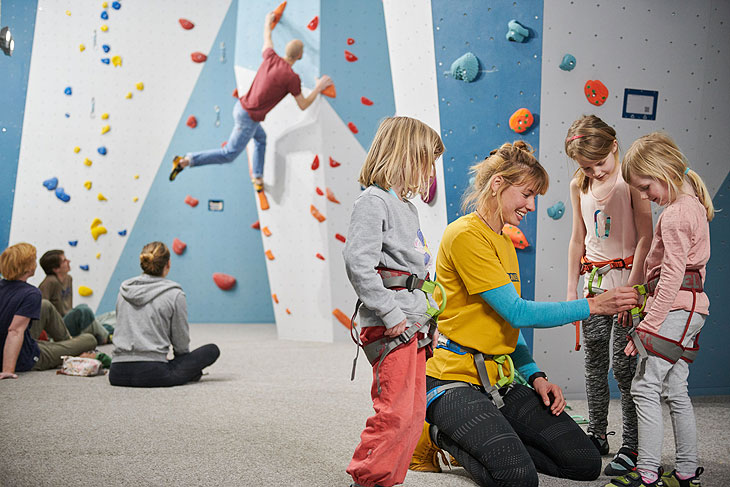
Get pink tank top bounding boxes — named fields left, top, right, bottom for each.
left=579, top=168, right=637, bottom=294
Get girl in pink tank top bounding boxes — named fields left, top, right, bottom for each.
left=564, top=115, right=653, bottom=476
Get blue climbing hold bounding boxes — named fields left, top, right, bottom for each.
left=112, top=1, right=121, bottom=9
left=64, top=87, right=72, bottom=95
left=97, top=146, right=107, bottom=155
left=43, top=177, right=58, bottom=190
left=55, top=187, right=71, bottom=202
left=65, top=113, right=70, bottom=118
left=80, top=265, right=90, bottom=271
left=506, top=20, right=529, bottom=42
left=450, top=52, right=480, bottom=82
left=101, top=11, right=108, bottom=20
left=559, top=54, right=576, bottom=71
left=68, top=240, right=78, bottom=247
left=118, top=229, right=127, bottom=236
left=101, top=58, right=110, bottom=64
left=102, top=44, right=110, bottom=52
left=547, top=201, right=565, bottom=220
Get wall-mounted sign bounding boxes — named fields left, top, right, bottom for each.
left=622, top=88, right=658, bottom=121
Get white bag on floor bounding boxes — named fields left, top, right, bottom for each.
left=57, top=356, right=105, bottom=377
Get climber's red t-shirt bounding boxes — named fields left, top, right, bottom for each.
left=240, top=48, right=301, bottom=122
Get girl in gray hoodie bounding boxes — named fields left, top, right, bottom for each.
left=109, top=242, right=219, bottom=387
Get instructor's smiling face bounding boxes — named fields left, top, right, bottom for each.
left=500, top=182, right=537, bottom=226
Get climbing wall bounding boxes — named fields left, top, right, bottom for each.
left=535, top=0, right=730, bottom=397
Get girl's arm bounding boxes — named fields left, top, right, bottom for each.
left=510, top=330, right=540, bottom=380
left=627, top=186, right=653, bottom=286
left=566, top=179, right=586, bottom=300
left=1, top=315, right=31, bottom=379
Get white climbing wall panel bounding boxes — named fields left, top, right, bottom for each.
left=10, top=0, right=231, bottom=309
left=536, top=0, right=730, bottom=398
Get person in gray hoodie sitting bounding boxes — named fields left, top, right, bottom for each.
left=109, top=241, right=219, bottom=387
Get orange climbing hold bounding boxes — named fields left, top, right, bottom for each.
left=307, top=16, right=318, bottom=31
left=258, top=190, right=269, bottom=211
left=316, top=253, right=325, bottom=261
left=584, top=79, right=609, bottom=106
left=321, top=84, right=336, bottom=98
left=184, top=195, right=199, bottom=207
left=272, top=293, right=279, bottom=303
left=186, top=115, right=197, bottom=128
left=344, top=50, right=358, bottom=62
left=333, top=308, right=354, bottom=330
left=361, top=96, right=373, bottom=106
left=265, top=249, right=275, bottom=260
left=310, top=205, right=326, bottom=222
left=508, top=108, right=534, bottom=133
left=262, top=226, right=272, bottom=237
left=335, top=233, right=346, bottom=243
left=172, top=238, right=187, bottom=255
left=348, top=122, right=358, bottom=134
left=191, top=52, right=207, bottom=63
left=213, top=272, right=236, bottom=291
left=326, top=188, right=340, bottom=204
left=315, top=187, right=324, bottom=196
left=503, top=224, right=529, bottom=249
left=285, top=308, right=292, bottom=315
left=329, top=157, right=341, bottom=168
left=251, top=220, right=261, bottom=229
left=232, top=88, right=239, bottom=98
left=311, top=155, right=320, bottom=170
left=271, top=1, right=287, bottom=28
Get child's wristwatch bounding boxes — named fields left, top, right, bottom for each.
left=528, top=371, right=548, bottom=387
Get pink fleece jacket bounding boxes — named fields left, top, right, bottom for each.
left=641, top=194, right=710, bottom=333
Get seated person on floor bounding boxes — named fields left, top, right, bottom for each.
left=38, top=249, right=110, bottom=345
left=0, top=243, right=97, bottom=380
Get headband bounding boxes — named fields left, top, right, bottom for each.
left=566, top=134, right=585, bottom=142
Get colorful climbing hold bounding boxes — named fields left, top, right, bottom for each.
left=64, top=87, right=72, bottom=95
left=547, top=201, right=565, bottom=220
left=96, top=253, right=101, bottom=259
left=118, top=229, right=127, bottom=236
left=74, top=146, right=81, bottom=153
left=102, top=44, right=110, bottom=52
left=69, top=240, right=78, bottom=247
left=321, top=84, right=336, bottom=98
left=78, top=286, right=93, bottom=297
left=272, top=293, right=279, bottom=303
left=361, top=96, right=373, bottom=106
left=65, top=113, right=70, bottom=118
left=184, top=195, right=199, bottom=207
left=344, top=50, right=358, bottom=62
left=262, top=226, right=272, bottom=237
left=97, top=193, right=107, bottom=201
left=191, top=52, right=207, bottom=63
left=136, top=82, right=144, bottom=91
left=134, top=174, right=139, bottom=179
left=83, top=158, right=92, bottom=167
left=90, top=218, right=107, bottom=241
left=333, top=308, right=354, bottom=329
left=422, top=176, right=437, bottom=204
left=265, top=249, right=275, bottom=260
left=97, top=146, right=107, bottom=155
left=84, top=181, right=92, bottom=190
left=43, top=177, right=58, bottom=191
left=102, top=2, right=108, bottom=7
left=125, top=92, right=132, bottom=99
left=347, top=38, right=355, bottom=45
left=172, top=238, right=187, bottom=255
left=307, top=16, right=318, bottom=31
left=450, top=52, right=480, bottom=82
left=101, top=58, right=110, bottom=65
left=271, top=1, right=287, bottom=28
left=311, top=155, right=320, bottom=170
left=503, top=224, right=529, bottom=249
left=347, top=122, right=358, bottom=134
left=258, top=191, right=269, bottom=211
left=329, top=157, right=341, bottom=168
left=101, top=113, right=109, bottom=120
left=506, top=19, right=529, bottom=42
left=179, top=18, right=194, bottom=30
left=326, top=188, right=340, bottom=204
left=316, top=253, right=325, bottom=261
left=79, top=265, right=89, bottom=271
left=508, top=108, right=534, bottom=133
left=101, top=125, right=110, bottom=134
left=310, top=205, right=326, bottom=223
left=251, top=220, right=261, bottom=230
left=101, top=11, right=108, bottom=20
left=79, top=44, right=86, bottom=52
left=584, top=79, right=609, bottom=106
left=559, top=54, right=576, bottom=71
left=285, top=308, right=292, bottom=315
left=315, top=187, right=324, bottom=196
left=55, top=187, right=70, bottom=202
left=335, top=233, right=346, bottom=243
left=186, top=115, right=197, bottom=128
left=66, top=10, right=71, bottom=16
left=111, top=55, right=122, bottom=67
left=101, top=24, right=108, bottom=32
left=132, top=197, right=138, bottom=202
left=111, top=1, right=121, bottom=9
left=232, top=88, right=239, bottom=98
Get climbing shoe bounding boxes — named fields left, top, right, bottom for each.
left=409, top=422, right=446, bottom=472
left=589, top=431, right=615, bottom=455
left=659, top=467, right=704, bottom=487
left=169, top=156, right=185, bottom=181
left=604, top=446, right=638, bottom=476
left=605, top=470, right=661, bottom=486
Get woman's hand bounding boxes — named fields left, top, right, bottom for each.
left=533, top=378, right=566, bottom=415
left=588, top=287, right=638, bottom=315
left=0, top=372, right=19, bottom=380
left=624, top=339, right=638, bottom=357
left=384, top=319, right=407, bottom=337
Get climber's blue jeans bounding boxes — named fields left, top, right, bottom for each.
left=187, top=101, right=267, bottom=178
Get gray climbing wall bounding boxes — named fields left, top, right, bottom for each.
left=535, top=0, right=730, bottom=398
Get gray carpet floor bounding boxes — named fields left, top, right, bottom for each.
left=1, top=324, right=728, bottom=486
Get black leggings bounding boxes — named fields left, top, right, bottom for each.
left=426, top=377, right=601, bottom=487
left=109, top=344, right=220, bottom=387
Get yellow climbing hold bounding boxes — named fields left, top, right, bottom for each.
left=136, top=82, right=144, bottom=91
left=74, top=146, right=81, bottom=153
left=102, top=1, right=108, bottom=7
left=133, top=197, right=139, bottom=202
left=101, top=24, right=108, bottom=32
left=66, top=10, right=71, bottom=16
left=125, top=92, right=132, bottom=99
left=84, top=181, right=92, bottom=190
left=111, top=55, right=122, bottom=67
left=101, top=125, right=110, bottom=134
left=91, top=218, right=102, bottom=228
left=134, top=174, right=139, bottom=179
left=78, top=286, right=93, bottom=297
left=101, top=113, right=109, bottom=120
left=79, top=44, right=85, bottom=52
left=90, top=218, right=107, bottom=240
left=83, top=158, right=92, bottom=167
left=96, top=253, right=101, bottom=259
left=97, top=193, right=107, bottom=201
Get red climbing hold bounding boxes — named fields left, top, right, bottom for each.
left=344, top=50, right=358, bottom=62
left=347, top=38, right=355, bottom=45
left=316, top=253, right=325, bottom=261
left=213, top=272, right=236, bottom=291
left=179, top=18, right=194, bottom=30
left=186, top=115, right=197, bottom=128
left=307, top=16, right=319, bottom=31
left=329, top=157, right=341, bottom=168
left=348, top=122, right=358, bottom=134
left=321, top=84, right=336, bottom=98
left=315, top=187, right=324, bottom=196
left=191, top=52, right=207, bottom=63
left=326, top=188, right=340, bottom=204
left=232, top=88, right=239, bottom=98
left=172, top=238, right=187, bottom=255
left=311, top=155, right=320, bottom=170
left=335, top=233, right=346, bottom=243
left=584, top=79, right=609, bottom=106
left=271, top=1, right=287, bottom=28
left=184, top=195, right=199, bottom=207
left=361, top=96, right=373, bottom=106
left=251, top=220, right=261, bottom=229
left=221, top=141, right=227, bottom=148
left=272, top=293, right=279, bottom=303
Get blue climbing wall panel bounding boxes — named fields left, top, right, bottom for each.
left=431, top=0, right=544, bottom=344
left=0, top=0, right=38, bottom=250
left=98, top=0, right=274, bottom=323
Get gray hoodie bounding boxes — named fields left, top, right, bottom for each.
left=112, top=274, right=190, bottom=363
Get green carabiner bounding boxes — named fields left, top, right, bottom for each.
left=494, top=354, right=515, bottom=388
left=587, top=267, right=603, bottom=295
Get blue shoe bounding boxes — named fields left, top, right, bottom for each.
left=604, top=446, right=638, bottom=476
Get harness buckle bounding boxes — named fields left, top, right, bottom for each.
left=405, top=273, right=420, bottom=292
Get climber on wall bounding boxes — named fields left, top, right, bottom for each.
left=170, top=10, right=333, bottom=191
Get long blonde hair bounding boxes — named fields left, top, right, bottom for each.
left=623, top=132, right=714, bottom=221
left=565, top=115, right=618, bottom=194
left=462, top=141, right=549, bottom=222
left=358, top=116, right=444, bottom=199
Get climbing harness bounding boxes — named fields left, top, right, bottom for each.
left=627, top=269, right=704, bottom=364
left=425, top=334, right=515, bottom=409
left=350, top=267, right=446, bottom=395
left=572, top=255, right=634, bottom=350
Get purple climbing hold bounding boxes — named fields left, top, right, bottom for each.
left=80, top=264, right=89, bottom=271
left=112, top=1, right=121, bottom=9
left=101, top=11, right=109, bottom=20
left=64, top=87, right=72, bottom=95
left=43, top=177, right=58, bottom=190
left=102, top=44, right=110, bottom=52
left=97, top=146, right=107, bottom=155
left=68, top=240, right=78, bottom=247
left=101, top=58, right=110, bottom=64
left=55, top=187, right=70, bottom=202
left=118, top=229, right=127, bottom=236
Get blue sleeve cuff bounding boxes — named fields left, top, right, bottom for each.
left=510, top=331, right=540, bottom=379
